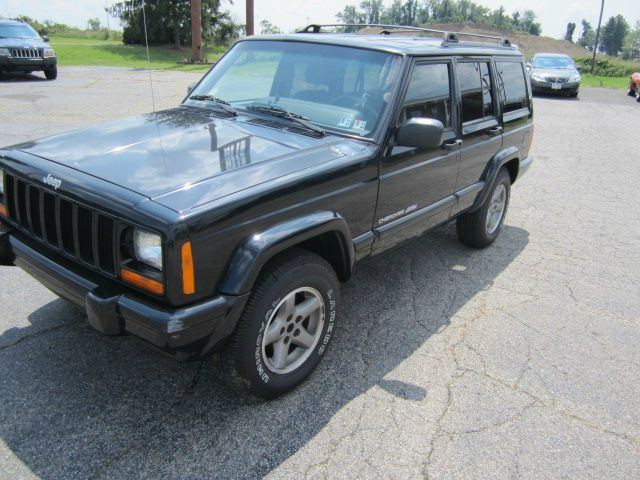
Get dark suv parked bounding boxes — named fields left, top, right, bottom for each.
left=0, top=19, right=57, bottom=80
left=0, top=25, right=533, bottom=398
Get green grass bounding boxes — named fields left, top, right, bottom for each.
left=50, top=36, right=227, bottom=72
left=581, top=74, right=629, bottom=91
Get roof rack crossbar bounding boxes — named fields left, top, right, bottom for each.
left=297, top=23, right=512, bottom=47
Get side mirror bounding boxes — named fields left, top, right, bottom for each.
left=526, top=63, right=531, bottom=72
left=187, top=83, right=196, bottom=94
left=576, top=66, right=582, bottom=73
left=42, top=35, right=49, bottom=43
left=395, top=118, right=444, bottom=150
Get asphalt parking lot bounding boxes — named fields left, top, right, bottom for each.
left=1, top=67, right=639, bottom=479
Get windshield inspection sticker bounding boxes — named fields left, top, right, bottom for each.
left=338, top=115, right=354, bottom=128
left=353, top=119, right=367, bottom=130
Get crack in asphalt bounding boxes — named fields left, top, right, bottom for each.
left=0, top=319, right=84, bottom=351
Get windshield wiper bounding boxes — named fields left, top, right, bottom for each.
left=247, top=103, right=325, bottom=136
left=188, top=95, right=238, bottom=116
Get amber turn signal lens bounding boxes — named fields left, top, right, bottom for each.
left=0, top=204, right=7, bottom=218
left=121, top=268, right=164, bottom=295
left=181, top=241, right=195, bottom=295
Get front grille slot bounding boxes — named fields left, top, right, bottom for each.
left=97, top=215, right=115, bottom=274
left=16, top=179, right=28, bottom=227
left=28, top=186, right=42, bottom=237
left=4, top=173, right=119, bottom=276
left=77, top=207, right=94, bottom=264
left=10, top=48, right=41, bottom=59
left=43, top=192, right=58, bottom=246
left=5, top=173, right=16, bottom=220
left=59, top=199, right=75, bottom=254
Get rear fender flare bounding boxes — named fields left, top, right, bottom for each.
left=470, top=146, right=520, bottom=212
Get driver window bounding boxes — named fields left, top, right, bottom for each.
left=402, top=63, right=452, bottom=128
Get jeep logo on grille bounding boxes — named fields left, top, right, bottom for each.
left=43, top=174, right=62, bottom=190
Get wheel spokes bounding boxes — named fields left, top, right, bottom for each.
left=271, top=339, right=289, bottom=370
left=293, top=295, right=321, bottom=321
left=291, top=325, right=315, bottom=349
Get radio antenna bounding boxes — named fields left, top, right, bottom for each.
left=141, top=0, right=157, bottom=112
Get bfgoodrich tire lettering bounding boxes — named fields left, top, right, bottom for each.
left=216, top=249, right=339, bottom=399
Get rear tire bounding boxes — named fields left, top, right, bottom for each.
left=457, top=168, right=511, bottom=249
left=216, top=249, right=339, bottom=399
left=44, top=67, right=57, bottom=80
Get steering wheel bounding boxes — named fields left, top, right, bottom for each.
left=329, top=94, right=379, bottom=123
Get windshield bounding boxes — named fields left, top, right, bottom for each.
left=532, top=56, right=574, bottom=69
left=0, top=24, right=40, bottom=39
left=187, top=40, right=403, bottom=137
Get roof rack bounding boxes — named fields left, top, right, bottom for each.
left=297, top=24, right=513, bottom=48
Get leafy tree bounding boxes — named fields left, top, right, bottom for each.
left=600, top=15, right=629, bottom=56
left=578, top=19, right=595, bottom=51
left=361, top=0, right=385, bottom=23
left=109, top=0, right=236, bottom=46
left=622, top=20, right=640, bottom=59
left=564, top=22, right=576, bottom=42
left=259, top=20, right=281, bottom=35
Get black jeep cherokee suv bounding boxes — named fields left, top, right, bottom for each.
left=0, top=25, right=533, bottom=398
left=0, top=19, right=57, bottom=80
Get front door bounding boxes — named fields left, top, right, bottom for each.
left=373, top=59, right=461, bottom=253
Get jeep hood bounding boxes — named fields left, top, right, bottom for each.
left=14, top=107, right=367, bottom=211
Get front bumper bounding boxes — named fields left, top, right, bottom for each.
left=530, top=79, right=579, bottom=93
left=0, top=56, right=56, bottom=72
left=518, top=156, right=533, bottom=179
left=2, top=229, right=248, bottom=359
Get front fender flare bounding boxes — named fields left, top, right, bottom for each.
left=219, top=211, right=354, bottom=296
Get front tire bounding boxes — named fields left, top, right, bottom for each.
left=456, top=168, right=511, bottom=249
left=216, top=249, right=339, bottom=399
left=44, top=67, right=57, bottom=80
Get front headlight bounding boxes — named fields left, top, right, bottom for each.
left=0, top=48, right=10, bottom=57
left=133, top=229, right=163, bottom=271
left=570, top=74, right=581, bottom=83
left=531, top=73, right=546, bottom=82
left=43, top=48, right=56, bottom=58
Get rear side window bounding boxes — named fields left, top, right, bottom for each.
left=457, top=61, right=494, bottom=122
left=496, top=61, right=528, bottom=113
left=403, top=63, right=452, bottom=128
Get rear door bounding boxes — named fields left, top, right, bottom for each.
left=494, top=58, right=533, bottom=160
left=453, top=58, right=503, bottom=213
left=372, top=58, right=461, bottom=253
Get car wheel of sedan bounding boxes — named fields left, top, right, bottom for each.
left=44, top=67, right=57, bottom=80
left=216, top=249, right=339, bottom=399
left=457, top=168, right=511, bottom=249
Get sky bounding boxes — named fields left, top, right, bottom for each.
left=1, top=0, right=638, bottom=41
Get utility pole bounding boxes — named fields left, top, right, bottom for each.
left=591, top=0, right=604, bottom=73
left=104, top=0, right=110, bottom=39
left=246, top=0, right=254, bottom=36
left=191, top=0, right=203, bottom=62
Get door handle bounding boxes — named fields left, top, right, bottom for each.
left=443, top=139, right=462, bottom=151
left=487, top=126, right=503, bottom=137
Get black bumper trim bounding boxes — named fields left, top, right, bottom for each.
left=9, top=234, right=247, bottom=355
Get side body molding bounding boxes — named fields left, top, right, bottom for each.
left=220, top=211, right=354, bottom=296
left=470, top=145, right=520, bottom=212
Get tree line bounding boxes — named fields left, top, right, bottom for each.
left=336, top=0, right=542, bottom=36
left=108, top=0, right=241, bottom=46
left=565, top=16, right=639, bottom=59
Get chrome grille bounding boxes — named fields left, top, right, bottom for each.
left=546, top=77, right=568, bottom=84
left=10, top=48, right=41, bottom=59
left=4, top=172, right=119, bottom=276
